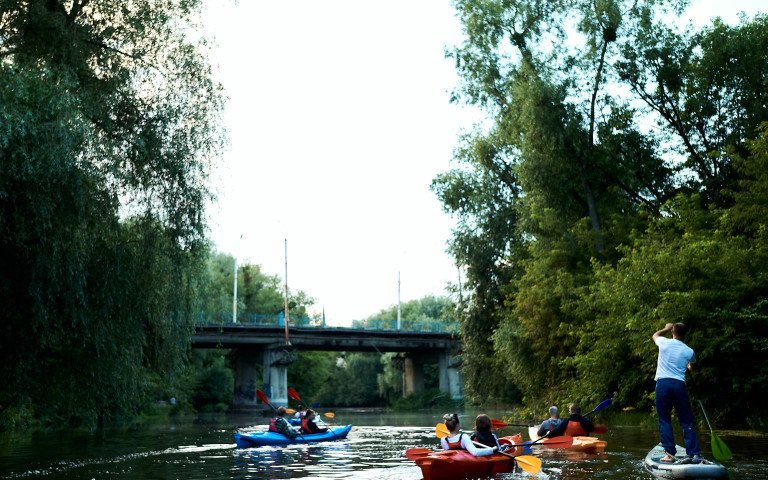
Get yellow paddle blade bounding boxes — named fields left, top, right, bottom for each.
left=323, top=412, right=335, bottom=419
left=285, top=408, right=296, bottom=414
left=514, top=455, right=542, bottom=475
left=435, top=423, right=450, bottom=438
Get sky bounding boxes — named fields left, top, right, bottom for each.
left=201, top=0, right=765, bottom=325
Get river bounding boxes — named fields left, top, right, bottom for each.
left=2, top=410, right=767, bottom=479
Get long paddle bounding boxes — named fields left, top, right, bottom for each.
left=583, top=398, right=612, bottom=434
left=435, top=423, right=542, bottom=475
left=288, top=387, right=336, bottom=419
left=698, top=400, right=732, bottom=461
left=491, top=418, right=532, bottom=429
left=585, top=398, right=612, bottom=417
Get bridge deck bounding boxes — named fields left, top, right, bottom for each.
left=193, top=325, right=460, bottom=353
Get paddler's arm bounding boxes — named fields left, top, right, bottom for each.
left=652, top=323, right=674, bottom=341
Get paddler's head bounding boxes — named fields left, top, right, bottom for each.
left=443, top=412, right=460, bottom=433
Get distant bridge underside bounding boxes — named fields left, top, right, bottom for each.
left=192, top=325, right=464, bottom=407
left=193, top=325, right=459, bottom=352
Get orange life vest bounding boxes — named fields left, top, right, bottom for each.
left=565, top=420, right=588, bottom=436
left=445, top=433, right=465, bottom=450
left=300, top=418, right=312, bottom=433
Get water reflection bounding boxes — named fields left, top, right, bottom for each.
left=2, top=412, right=767, bottom=479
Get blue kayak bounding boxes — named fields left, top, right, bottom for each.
left=234, top=424, right=352, bottom=448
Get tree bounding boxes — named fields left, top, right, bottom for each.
left=0, top=0, right=224, bottom=427
left=439, top=0, right=768, bottom=421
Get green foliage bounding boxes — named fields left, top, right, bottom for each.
left=0, top=0, right=224, bottom=428
left=392, top=388, right=461, bottom=412
left=189, top=350, right=234, bottom=413
left=353, top=295, right=457, bottom=331
left=315, top=353, right=385, bottom=407
left=287, top=351, right=336, bottom=405
left=439, top=1, right=768, bottom=423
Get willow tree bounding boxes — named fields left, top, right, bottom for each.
left=0, top=1, right=224, bottom=427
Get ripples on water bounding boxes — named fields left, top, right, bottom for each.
left=2, top=415, right=768, bottom=479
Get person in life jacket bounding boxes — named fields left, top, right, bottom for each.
left=440, top=413, right=499, bottom=456
left=268, top=406, right=299, bottom=438
left=536, top=406, right=563, bottom=438
left=294, top=404, right=306, bottom=420
left=562, top=403, right=595, bottom=437
left=470, top=414, right=504, bottom=450
left=300, top=409, right=328, bottom=434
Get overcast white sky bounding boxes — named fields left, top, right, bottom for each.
left=201, top=0, right=764, bottom=325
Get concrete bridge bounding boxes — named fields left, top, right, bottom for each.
left=193, top=324, right=463, bottom=408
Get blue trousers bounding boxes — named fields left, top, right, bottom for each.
left=655, top=378, right=701, bottom=456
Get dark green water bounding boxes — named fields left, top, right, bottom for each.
left=1, top=410, right=766, bottom=479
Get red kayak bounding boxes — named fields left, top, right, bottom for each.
left=411, top=434, right=523, bottom=480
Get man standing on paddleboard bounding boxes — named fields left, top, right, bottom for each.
left=652, top=322, right=703, bottom=464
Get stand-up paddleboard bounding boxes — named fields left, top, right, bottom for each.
left=644, top=444, right=728, bottom=479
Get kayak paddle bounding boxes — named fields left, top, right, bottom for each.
left=256, top=389, right=305, bottom=440
left=585, top=398, right=612, bottom=417
left=256, top=389, right=278, bottom=413
left=435, top=423, right=542, bottom=475
left=288, top=387, right=336, bottom=419
left=698, top=400, right=732, bottom=461
left=491, top=418, right=532, bottom=429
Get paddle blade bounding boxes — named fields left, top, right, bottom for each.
left=491, top=418, right=508, bottom=429
left=590, top=398, right=612, bottom=414
left=514, top=455, right=542, bottom=475
left=711, top=432, right=733, bottom=461
left=405, top=448, right=434, bottom=460
left=323, top=412, right=335, bottom=419
left=435, top=423, right=450, bottom=438
left=287, top=387, right=301, bottom=402
left=542, top=435, right=574, bottom=449
left=256, top=389, right=270, bottom=405
left=593, top=425, right=608, bottom=434
left=285, top=408, right=296, bottom=414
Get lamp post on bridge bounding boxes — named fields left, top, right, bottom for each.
left=283, top=238, right=291, bottom=345
left=397, top=271, right=401, bottom=331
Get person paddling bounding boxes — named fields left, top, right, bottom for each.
left=440, top=413, right=500, bottom=456
left=653, top=322, right=703, bottom=464
left=269, top=406, right=299, bottom=439
left=294, top=404, right=306, bottom=420
left=300, top=409, right=328, bottom=434
left=470, top=414, right=504, bottom=450
left=536, top=406, right=563, bottom=438
left=562, top=403, right=595, bottom=436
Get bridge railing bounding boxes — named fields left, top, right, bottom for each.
left=195, top=312, right=458, bottom=334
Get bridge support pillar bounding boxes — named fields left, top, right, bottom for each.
left=261, top=346, right=296, bottom=406
left=233, top=350, right=260, bottom=408
left=403, top=353, right=426, bottom=397
left=438, top=352, right=463, bottom=400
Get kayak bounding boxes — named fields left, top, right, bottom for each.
left=528, top=426, right=608, bottom=452
left=412, top=434, right=523, bottom=480
left=234, top=424, right=352, bottom=448
left=644, top=444, right=728, bottom=479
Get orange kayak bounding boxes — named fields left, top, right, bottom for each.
left=411, top=434, right=523, bottom=480
left=529, top=427, right=607, bottom=453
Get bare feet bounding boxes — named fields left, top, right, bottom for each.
left=660, top=454, right=676, bottom=463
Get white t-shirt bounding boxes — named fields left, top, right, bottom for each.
left=654, top=337, right=696, bottom=381
left=440, top=433, right=495, bottom=456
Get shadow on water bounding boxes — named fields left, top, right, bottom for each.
left=1, top=410, right=767, bottom=479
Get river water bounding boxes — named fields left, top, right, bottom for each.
left=2, top=410, right=767, bottom=479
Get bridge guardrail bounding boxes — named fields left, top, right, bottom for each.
left=195, top=312, right=458, bottom=334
